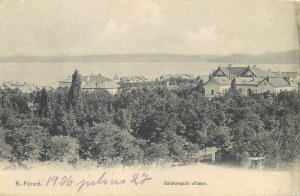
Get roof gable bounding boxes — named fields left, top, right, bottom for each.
left=205, top=77, right=230, bottom=85
left=212, top=67, right=228, bottom=77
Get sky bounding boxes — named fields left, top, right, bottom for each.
left=0, top=0, right=298, bottom=56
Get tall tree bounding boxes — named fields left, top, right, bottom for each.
left=195, top=79, right=205, bottom=95
left=38, top=87, right=49, bottom=117
left=68, top=70, right=82, bottom=110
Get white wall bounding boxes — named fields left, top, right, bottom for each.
left=237, top=81, right=297, bottom=96
left=273, top=86, right=298, bottom=93
left=237, top=81, right=273, bottom=96
left=205, top=82, right=230, bottom=97
left=107, top=88, right=118, bottom=95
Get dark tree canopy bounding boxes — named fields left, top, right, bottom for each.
left=68, top=70, right=82, bottom=110
left=38, top=87, right=49, bottom=117
left=0, top=70, right=299, bottom=168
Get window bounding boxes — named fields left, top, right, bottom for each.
left=247, top=89, right=252, bottom=96
left=211, top=90, right=214, bottom=95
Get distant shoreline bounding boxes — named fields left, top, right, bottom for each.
left=0, top=49, right=298, bottom=64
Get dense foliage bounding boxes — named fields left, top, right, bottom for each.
left=0, top=71, right=299, bottom=168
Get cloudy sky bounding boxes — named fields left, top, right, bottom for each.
left=0, top=0, right=298, bottom=56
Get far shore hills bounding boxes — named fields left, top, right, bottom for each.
left=0, top=49, right=298, bottom=64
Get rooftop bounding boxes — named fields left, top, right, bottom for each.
left=217, top=65, right=275, bottom=78
left=160, top=73, right=195, bottom=80
left=210, top=77, right=231, bottom=85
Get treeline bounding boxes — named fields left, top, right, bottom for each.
left=0, top=70, right=299, bottom=168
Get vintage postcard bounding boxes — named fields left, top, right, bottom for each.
left=0, top=0, right=299, bottom=195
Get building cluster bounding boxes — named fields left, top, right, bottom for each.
left=1, top=65, right=298, bottom=96
left=58, top=73, right=149, bottom=95
left=0, top=81, right=54, bottom=93
left=204, top=65, right=298, bottom=97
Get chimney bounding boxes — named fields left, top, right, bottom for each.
left=253, top=64, right=256, bottom=68
left=166, top=80, right=170, bottom=86
left=252, top=75, right=256, bottom=80
left=267, top=76, right=270, bottom=82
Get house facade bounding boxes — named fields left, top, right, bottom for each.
left=83, top=80, right=120, bottom=95
left=58, top=73, right=119, bottom=95
left=204, top=65, right=298, bottom=97
left=204, top=77, right=230, bottom=97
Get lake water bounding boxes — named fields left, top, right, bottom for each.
left=0, top=62, right=298, bottom=87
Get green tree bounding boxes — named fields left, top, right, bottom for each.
left=0, top=128, right=12, bottom=160
left=194, top=79, right=205, bottom=95
left=38, top=87, right=49, bottom=117
left=5, top=125, right=49, bottom=162
left=68, top=70, right=82, bottom=110
left=46, top=135, right=79, bottom=163
left=78, top=122, right=142, bottom=166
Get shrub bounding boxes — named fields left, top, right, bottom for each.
left=0, top=128, right=12, bottom=160
left=5, top=125, right=49, bottom=162
left=46, top=135, right=79, bottom=163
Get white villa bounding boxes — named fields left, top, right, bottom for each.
left=204, top=65, right=298, bottom=97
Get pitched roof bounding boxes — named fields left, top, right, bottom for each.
left=267, top=77, right=291, bottom=87
left=217, top=66, right=275, bottom=78
left=82, top=74, right=110, bottom=82
left=120, top=76, right=148, bottom=82
left=236, top=77, right=291, bottom=87
left=249, top=67, right=275, bottom=77
left=160, top=74, right=195, bottom=80
left=236, top=77, right=265, bottom=86
left=272, top=71, right=298, bottom=78
left=217, top=67, right=246, bottom=77
left=206, top=77, right=231, bottom=85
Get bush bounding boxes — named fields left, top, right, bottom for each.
left=5, top=125, right=49, bottom=162
left=78, top=122, right=143, bottom=166
left=46, top=135, right=79, bottom=163
left=0, top=128, right=12, bottom=160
